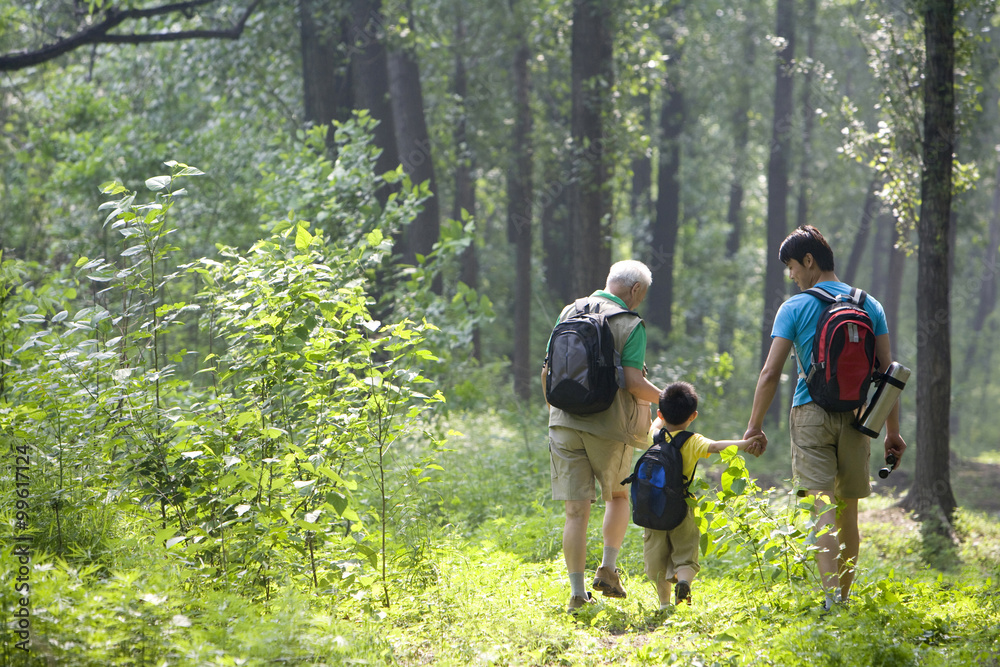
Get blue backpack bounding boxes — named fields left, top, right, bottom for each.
left=622, top=429, right=696, bottom=531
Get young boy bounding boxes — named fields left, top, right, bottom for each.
left=644, top=382, right=762, bottom=609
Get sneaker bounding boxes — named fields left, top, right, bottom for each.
left=675, top=580, right=692, bottom=605
left=592, top=565, right=627, bottom=599
left=567, top=591, right=594, bottom=613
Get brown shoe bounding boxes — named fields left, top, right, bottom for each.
left=675, top=580, right=691, bottom=605
left=592, top=565, right=627, bottom=598
left=567, top=592, right=594, bottom=613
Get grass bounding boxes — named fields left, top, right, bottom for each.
left=3, top=408, right=1000, bottom=666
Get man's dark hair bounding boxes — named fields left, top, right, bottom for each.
left=778, top=225, right=836, bottom=272
left=658, top=381, right=699, bottom=425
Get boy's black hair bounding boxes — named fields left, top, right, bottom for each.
left=778, top=225, right=836, bottom=272
left=658, top=381, right=699, bottom=426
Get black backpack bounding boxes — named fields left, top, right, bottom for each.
left=802, top=286, right=877, bottom=412
left=544, top=299, right=637, bottom=415
left=621, top=429, right=695, bottom=531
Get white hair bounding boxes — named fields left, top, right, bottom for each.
left=606, top=260, right=652, bottom=289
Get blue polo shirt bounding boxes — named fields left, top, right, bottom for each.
left=772, top=281, right=889, bottom=407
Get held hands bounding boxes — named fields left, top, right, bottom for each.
left=743, top=434, right=766, bottom=457
left=743, top=426, right=768, bottom=457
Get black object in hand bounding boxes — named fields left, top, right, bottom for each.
left=878, top=454, right=897, bottom=479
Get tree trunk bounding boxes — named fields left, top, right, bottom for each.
left=882, top=215, right=906, bottom=359
left=646, top=44, right=684, bottom=338
left=794, top=0, right=817, bottom=230
left=569, top=0, right=613, bottom=296
left=901, top=0, right=957, bottom=523
left=452, top=10, right=480, bottom=360
left=541, top=164, right=574, bottom=304
left=631, top=94, right=652, bottom=222
left=300, top=0, right=352, bottom=151
left=762, top=0, right=795, bottom=427
left=961, top=161, right=1000, bottom=374
left=842, top=176, right=881, bottom=286
left=720, top=17, right=756, bottom=353
left=349, top=0, right=400, bottom=199
left=388, top=28, right=440, bottom=286
left=509, top=33, right=533, bottom=400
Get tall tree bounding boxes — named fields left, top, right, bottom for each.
left=842, top=176, right=881, bottom=285
left=300, top=0, right=352, bottom=150
left=452, top=8, right=480, bottom=359
left=349, top=0, right=400, bottom=199
left=569, top=0, right=613, bottom=295
left=508, top=3, right=534, bottom=400
left=720, top=14, right=757, bottom=354
left=646, top=20, right=684, bottom=337
left=883, top=217, right=907, bottom=357
left=962, top=163, right=1000, bottom=374
left=761, top=0, right=795, bottom=427
left=541, top=163, right=574, bottom=304
left=794, top=0, right=818, bottom=229
left=630, top=94, right=653, bottom=224
left=902, top=0, right=957, bottom=522
left=387, top=7, right=440, bottom=280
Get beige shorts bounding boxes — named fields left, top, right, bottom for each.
left=789, top=402, right=871, bottom=499
left=642, top=509, right=701, bottom=583
left=549, top=426, right=633, bottom=502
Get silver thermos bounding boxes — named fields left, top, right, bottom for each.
left=854, top=361, right=911, bottom=439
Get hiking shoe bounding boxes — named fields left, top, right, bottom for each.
left=592, top=566, right=627, bottom=599
left=567, top=592, right=594, bottom=613
left=675, top=580, right=692, bottom=605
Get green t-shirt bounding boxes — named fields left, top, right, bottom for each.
left=548, top=290, right=646, bottom=369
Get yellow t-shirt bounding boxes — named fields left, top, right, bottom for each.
left=647, top=419, right=713, bottom=483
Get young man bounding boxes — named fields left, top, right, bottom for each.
left=744, top=225, right=907, bottom=610
left=542, top=260, right=662, bottom=612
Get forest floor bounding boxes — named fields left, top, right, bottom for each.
left=869, top=453, right=1000, bottom=515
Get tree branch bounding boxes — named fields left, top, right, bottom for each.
left=0, top=0, right=261, bottom=71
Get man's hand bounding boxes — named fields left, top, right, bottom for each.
left=885, top=431, right=906, bottom=469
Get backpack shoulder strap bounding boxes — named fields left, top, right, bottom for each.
left=571, top=296, right=638, bottom=320
left=806, top=285, right=868, bottom=307
left=847, top=287, right=868, bottom=307
left=664, top=429, right=693, bottom=450
left=665, top=430, right=697, bottom=490
left=804, top=286, right=836, bottom=304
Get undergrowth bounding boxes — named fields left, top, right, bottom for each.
left=3, top=406, right=999, bottom=665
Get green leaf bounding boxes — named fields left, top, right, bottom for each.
left=154, top=527, right=177, bottom=544
left=235, top=412, right=257, bottom=428
left=121, top=245, right=146, bottom=257
left=145, top=175, right=171, bottom=191
left=295, top=224, right=314, bottom=251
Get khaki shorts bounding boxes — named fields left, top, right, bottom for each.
left=549, top=426, right=633, bottom=502
left=790, top=402, right=871, bottom=499
left=642, top=509, right=701, bottom=583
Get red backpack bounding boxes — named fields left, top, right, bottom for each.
left=801, top=286, right=877, bottom=412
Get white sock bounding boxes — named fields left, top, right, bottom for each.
left=601, top=546, right=619, bottom=570
left=569, top=572, right=587, bottom=598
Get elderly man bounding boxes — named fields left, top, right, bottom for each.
left=542, top=260, right=662, bottom=612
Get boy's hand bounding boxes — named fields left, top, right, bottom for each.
left=745, top=434, right=765, bottom=457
